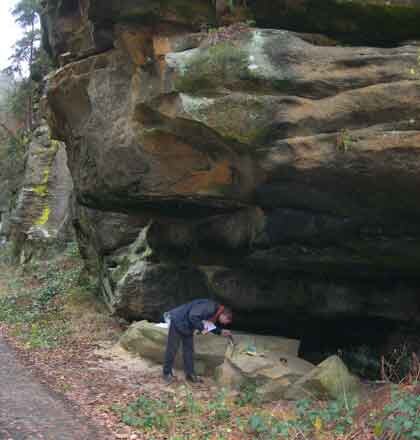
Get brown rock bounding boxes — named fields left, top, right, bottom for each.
left=121, top=320, right=300, bottom=376
left=42, top=3, right=420, bottom=346
left=284, top=355, right=361, bottom=401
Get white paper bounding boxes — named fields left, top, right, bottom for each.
left=156, top=322, right=169, bottom=328
left=202, top=320, right=216, bottom=334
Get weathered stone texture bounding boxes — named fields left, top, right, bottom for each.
left=42, top=0, right=420, bottom=352
left=120, top=320, right=300, bottom=377
left=8, top=125, right=73, bottom=259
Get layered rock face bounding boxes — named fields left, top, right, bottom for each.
left=1, top=70, right=73, bottom=255
left=43, top=0, right=420, bottom=355
left=8, top=125, right=74, bottom=260
left=249, top=0, right=420, bottom=45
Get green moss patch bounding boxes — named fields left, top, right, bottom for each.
left=175, top=42, right=249, bottom=93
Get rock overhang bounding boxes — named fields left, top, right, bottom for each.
left=41, top=0, right=420, bottom=363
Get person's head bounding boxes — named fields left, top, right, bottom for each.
left=218, top=307, right=233, bottom=325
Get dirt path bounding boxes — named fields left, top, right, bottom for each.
left=0, top=336, right=109, bottom=440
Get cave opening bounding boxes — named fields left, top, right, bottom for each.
left=232, top=312, right=420, bottom=380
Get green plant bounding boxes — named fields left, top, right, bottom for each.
left=115, top=395, right=170, bottom=430
left=247, top=397, right=358, bottom=439
left=0, top=246, right=91, bottom=348
left=381, top=387, right=420, bottom=438
left=64, top=241, right=80, bottom=258
left=175, top=41, right=248, bottom=93
left=236, top=381, right=261, bottom=406
left=23, top=318, right=70, bottom=348
left=248, top=413, right=270, bottom=435
left=336, top=128, right=353, bottom=152
left=180, top=387, right=203, bottom=416
left=0, top=243, right=14, bottom=265
left=208, top=389, right=231, bottom=422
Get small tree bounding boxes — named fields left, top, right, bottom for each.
left=10, top=0, right=42, bottom=76
left=3, top=0, right=42, bottom=131
left=0, top=0, right=49, bottom=227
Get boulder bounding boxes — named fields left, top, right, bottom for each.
left=284, top=355, right=361, bottom=401
left=120, top=320, right=300, bottom=376
left=216, top=340, right=314, bottom=401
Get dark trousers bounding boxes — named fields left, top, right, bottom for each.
left=163, top=322, right=194, bottom=376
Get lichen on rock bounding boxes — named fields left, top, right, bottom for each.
left=8, top=125, right=73, bottom=258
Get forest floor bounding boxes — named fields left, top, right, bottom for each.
left=0, top=243, right=419, bottom=440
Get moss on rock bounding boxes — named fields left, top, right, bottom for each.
left=175, top=42, right=249, bottom=93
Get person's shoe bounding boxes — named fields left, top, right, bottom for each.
left=185, top=374, right=202, bottom=383
left=163, top=373, right=174, bottom=384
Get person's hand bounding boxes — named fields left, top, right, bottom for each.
left=221, top=329, right=232, bottom=337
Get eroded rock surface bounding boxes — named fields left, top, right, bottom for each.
left=120, top=322, right=358, bottom=402
left=8, top=125, right=73, bottom=260
left=120, top=320, right=300, bottom=376
left=284, top=355, right=361, bottom=401
left=42, top=0, right=420, bottom=355
left=216, top=341, right=314, bottom=401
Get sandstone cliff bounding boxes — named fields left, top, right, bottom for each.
left=7, top=125, right=74, bottom=260
left=41, top=0, right=420, bottom=355
left=1, top=67, right=74, bottom=257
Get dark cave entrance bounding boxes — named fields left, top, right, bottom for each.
left=233, top=312, right=420, bottom=380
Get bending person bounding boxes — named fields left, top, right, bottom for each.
left=162, top=299, right=233, bottom=383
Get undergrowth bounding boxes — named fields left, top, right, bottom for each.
left=0, top=241, right=118, bottom=349
left=374, top=387, right=420, bottom=439
left=112, top=387, right=237, bottom=439
left=1, top=243, right=419, bottom=440
left=247, top=397, right=358, bottom=439
left=112, top=384, right=420, bottom=440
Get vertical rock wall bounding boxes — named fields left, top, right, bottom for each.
left=41, top=0, right=420, bottom=354
left=8, top=125, right=74, bottom=260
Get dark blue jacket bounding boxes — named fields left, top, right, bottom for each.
left=168, top=299, right=221, bottom=336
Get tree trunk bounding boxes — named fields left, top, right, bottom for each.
left=27, top=20, right=35, bottom=131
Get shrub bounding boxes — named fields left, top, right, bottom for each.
left=247, top=397, right=358, bottom=439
